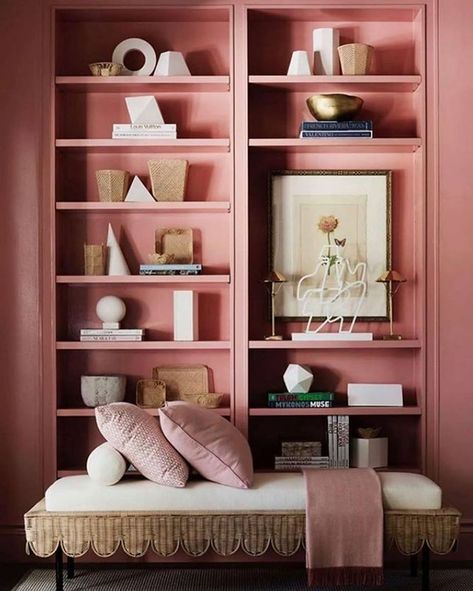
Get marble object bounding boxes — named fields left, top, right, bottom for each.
left=283, top=364, right=314, bottom=394
left=313, top=28, right=340, bottom=75
left=81, top=375, right=127, bottom=407
left=125, top=96, right=164, bottom=124
left=96, top=295, right=126, bottom=330
left=287, top=50, right=311, bottom=75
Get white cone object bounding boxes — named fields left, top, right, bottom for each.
left=154, top=51, right=191, bottom=76
left=287, top=50, right=311, bottom=75
left=283, top=364, right=314, bottom=394
left=313, top=28, right=340, bottom=75
left=125, top=176, right=156, bottom=202
left=125, top=96, right=164, bottom=124
left=106, top=224, right=130, bottom=275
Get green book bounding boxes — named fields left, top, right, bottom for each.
left=268, top=392, right=334, bottom=402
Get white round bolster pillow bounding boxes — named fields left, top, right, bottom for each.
left=86, top=443, right=127, bottom=486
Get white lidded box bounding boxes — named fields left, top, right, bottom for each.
left=173, top=290, right=198, bottom=341
left=347, top=383, right=403, bottom=406
left=351, top=437, right=388, bottom=468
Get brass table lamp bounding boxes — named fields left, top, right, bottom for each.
left=263, top=271, right=287, bottom=340
left=376, top=270, right=406, bottom=340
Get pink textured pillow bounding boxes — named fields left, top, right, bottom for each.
left=95, top=403, right=189, bottom=487
left=159, top=401, right=253, bottom=489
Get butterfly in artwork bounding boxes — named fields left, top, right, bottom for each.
left=334, top=238, right=346, bottom=247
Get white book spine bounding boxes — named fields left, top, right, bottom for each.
left=345, top=415, right=350, bottom=468
left=327, top=416, right=333, bottom=468
left=113, top=123, right=177, bottom=131
left=80, top=329, right=144, bottom=336
left=112, top=132, right=177, bottom=139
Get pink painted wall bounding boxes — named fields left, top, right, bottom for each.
left=1, top=0, right=473, bottom=562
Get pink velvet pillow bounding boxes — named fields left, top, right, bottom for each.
left=95, top=402, right=189, bottom=487
left=159, top=401, right=253, bottom=489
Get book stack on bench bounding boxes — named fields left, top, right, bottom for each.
left=299, top=120, right=373, bottom=138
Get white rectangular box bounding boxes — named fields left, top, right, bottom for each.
left=313, top=28, right=340, bottom=75
left=351, top=437, right=388, bottom=468
left=347, top=383, right=403, bottom=406
left=173, top=290, right=198, bottom=341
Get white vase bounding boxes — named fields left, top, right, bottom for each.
left=287, top=50, right=311, bottom=75
left=81, top=376, right=126, bottom=407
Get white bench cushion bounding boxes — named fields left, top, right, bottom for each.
left=45, top=471, right=442, bottom=513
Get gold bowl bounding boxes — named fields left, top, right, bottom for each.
left=306, top=93, right=363, bottom=121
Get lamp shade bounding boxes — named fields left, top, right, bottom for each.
left=376, top=270, right=406, bottom=283
left=264, top=271, right=287, bottom=283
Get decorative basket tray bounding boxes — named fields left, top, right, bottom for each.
left=152, top=365, right=208, bottom=401
left=183, top=393, right=223, bottom=409
left=155, top=228, right=193, bottom=264
left=136, top=379, right=166, bottom=408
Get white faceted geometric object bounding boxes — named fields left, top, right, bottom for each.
left=96, top=295, right=126, bottom=328
left=112, top=38, right=157, bottom=76
left=106, top=223, right=130, bottom=276
left=287, top=50, right=311, bottom=75
left=173, top=290, right=198, bottom=341
left=313, top=28, right=340, bottom=75
left=125, top=96, right=164, bottom=124
left=283, top=364, right=314, bottom=394
left=124, top=175, right=156, bottom=202
left=154, top=51, right=191, bottom=76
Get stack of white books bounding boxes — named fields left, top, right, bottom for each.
left=112, top=123, right=177, bottom=139
left=80, top=328, right=145, bottom=342
left=274, top=455, right=329, bottom=471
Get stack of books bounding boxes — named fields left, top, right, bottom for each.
left=327, top=415, right=350, bottom=468
left=267, top=392, right=334, bottom=409
left=112, top=123, right=177, bottom=139
left=139, top=264, right=202, bottom=276
left=299, top=120, right=373, bottom=139
left=275, top=440, right=328, bottom=471
left=80, top=328, right=145, bottom=342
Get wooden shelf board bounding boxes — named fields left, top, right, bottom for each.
left=57, top=407, right=231, bottom=417
left=249, top=339, right=421, bottom=350
left=249, top=75, right=422, bottom=92
left=56, top=139, right=230, bottom=153
left=56, top=341, right=231, bottom=350
left=56, top=76, right=230, bottom=93
left=57, top=275, right=230, bottom=285
left=249, top=138, right=422, bottom=152
left=56, top=201, right=231, bottom=213
left=249, top=406, right=422, bottom=417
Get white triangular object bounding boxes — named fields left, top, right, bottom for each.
left=125, top=176, right=156, bottom=202
left=125, top=96, right=164, bottom=124
left=154, top=51, right=191, bottom=76
left=106, top=224, right=131, bottom=275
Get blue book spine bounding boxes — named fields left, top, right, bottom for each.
left=300, top=131, right=373, bottom=138
left=301, top=120, right=372, bottom=131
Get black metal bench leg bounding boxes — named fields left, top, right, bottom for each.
left=422, top=545, right=430, bottom=591
left=67, top=556, right=75, bottom=579
left=410, top=553, right=418, bottom=577
left=55, top=547, right=64, bottom=591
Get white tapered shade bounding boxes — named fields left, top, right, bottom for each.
left=106, top=224, right=130, bottom=276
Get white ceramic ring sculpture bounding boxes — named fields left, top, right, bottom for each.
left=112, top=38, right=157, bottom=76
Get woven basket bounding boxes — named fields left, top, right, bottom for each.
left=152, top=365, right=209, bottom=401
left=183, top=393, right=223, bottom=409
left=95, top=170, right=130, bottom=202
left=148, top=159, right=188, bottom=201
left=89, top=62, right=123, bottom=77
left=83, top=244, right=107, bottom=275
left=136, top=379, right=166, bottom=408
left=338, top=43, right=373, bottom=75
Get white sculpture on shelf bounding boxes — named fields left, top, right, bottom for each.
left=96, top=295, right=126, bottom=329
left=283, top=364, right=314, bottom=394
left=313, top=28, right=340, bottom=75
left=106, top=223, right=131, bottom=276
left=154, top=51, right=191, bottom=76
left=173, top=290, right=198, bottom=341
left=125, top=96, right=165, bottom=124
left=292, top=243, right=373, bottom=341
left=112, top=38, right=157, bottom=76
left=287, top=50, right=311, bottom=75
left=125, top=175, right=156, bottom=202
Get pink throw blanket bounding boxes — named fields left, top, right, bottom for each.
left=303, top=468, right=384, bottom=587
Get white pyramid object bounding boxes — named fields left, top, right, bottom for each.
left=125, top=176, right=156, bottom=202
left=154, top=51, right=191, bottom=76
left=283, top=364, right=314, bottom=394
left=287, top=50, right=311, bottom=75
left=106, top=223, right=131, bottom=275
left=125, top=96, right=164, bottom=124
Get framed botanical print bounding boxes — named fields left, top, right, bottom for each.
left=270, top=170, right=392, bottom=321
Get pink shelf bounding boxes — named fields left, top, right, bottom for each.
left=249, top=75, right=422, bottom=92
left=56, top=76, right=231, bottom=93
left=56, top=139, right=231, bottom=153
left=56, top=341, right=231, bottom=350
left=249, top=340, right=421, bottom=350
left=56, top=201, right=231, bottom=213
left=249, top=138, right=422, bottom=152
left=57, top=275, right=230, bottom=285
left=249, top=406, right=422, bottom=417
left=57, top=407, right=231, bottom=417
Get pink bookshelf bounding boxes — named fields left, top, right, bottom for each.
left=56, top=75, right=231, bottom=93
left=56, top=275, right=231, bottom=285
left=249, top=407, right=422, bottom=417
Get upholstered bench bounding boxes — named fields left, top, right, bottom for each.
left=24, top=472, right=461, bottom=591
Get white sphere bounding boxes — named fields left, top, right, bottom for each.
left=96, top=295, right=126, bottom=323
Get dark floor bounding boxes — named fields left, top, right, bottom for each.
left=0, top=565, right=29, bottom=591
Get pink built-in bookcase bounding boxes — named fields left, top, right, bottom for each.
left=43, top=2, right=428, bottom=480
